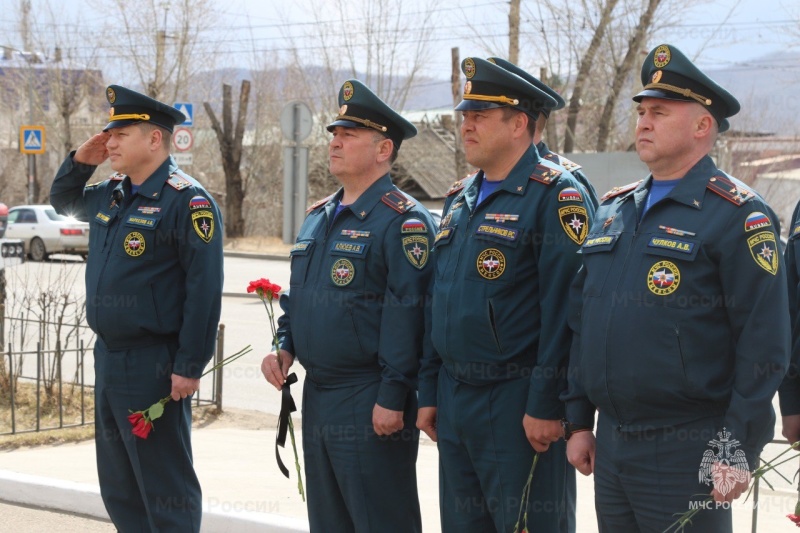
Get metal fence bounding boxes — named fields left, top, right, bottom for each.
left=0, top=317, right=226, bottom=436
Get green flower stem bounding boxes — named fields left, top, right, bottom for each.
left=287, top=416, right=305, bottom=501
left=512, top=453, right=539, bottom=533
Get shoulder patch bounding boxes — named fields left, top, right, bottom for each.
left=706, top=175, right=754, bottom=206
left=529, top=164, right=561, bottom=185
left=600, top=180, right=641, bottom=203
left=306, top=194, right=334, bottom=213
left=167, top=173, right=192, bottom=191
left=381, top=190, right=415, bottom=213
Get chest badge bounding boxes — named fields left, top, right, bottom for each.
left=124, top=232, right=146, bottom=257
left=747, top=232, right=778, bottom=275
left=331, top=258, right=355, bottom=286
left=558, top=206, right=589, bottom=245
left=476, top=248, right=506, bottom=280
left=647, top=260, right=680, bottom=295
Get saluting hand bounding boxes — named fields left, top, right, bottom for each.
left=74, top=131, right=111, bottom=166
left=261, top=349, right=294, bottom=391
left=416, top=406, right=438, bottom=442
left=373, top=404, right=404, bottom=436
left=566, top=431, right=596, bottom=476
left=523, top=415, right=562, bottom=452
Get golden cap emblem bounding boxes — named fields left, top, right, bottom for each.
left=464, top=81, right=472, bottom=95
left=343, top=81, right=354, bottom=101
left=464, top=58, right=476, bottom=79
left=653, top=45, right=671, bottom=68
left=652, top=70, right=663, bottom=83
left=339, top=104, right=347, bottom=115
left=106, top=87, right=116, bottom=104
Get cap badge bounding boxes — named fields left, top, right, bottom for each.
left=464, top=81, right=472, bottom=95
left=343, top=81, right=354, bottom=101
left=654, top=45, right=671, bottom=68
left=652, top=70, right=663, bottom=83
left=106, top=87, right=116, bottom=104
left=339, top=104, right=347, bottom=115
left=464, top=58, right=476, bottom=79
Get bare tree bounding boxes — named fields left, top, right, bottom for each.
left=595, top=0, right=663, bottom=152
left=204, top=81, right=250, bottom=239
left=509, top=0, right=521, bottom=64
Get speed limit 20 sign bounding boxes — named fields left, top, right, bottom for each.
left=172, top=128, right=194, bottom=152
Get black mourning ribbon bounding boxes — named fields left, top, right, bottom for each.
left=275, top=372, right=298, bottom=478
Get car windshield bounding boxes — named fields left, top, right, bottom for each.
left=44, top=208, right=69, bottom=222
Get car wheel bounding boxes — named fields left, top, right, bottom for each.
left=29, top=237, right=47, bottom=262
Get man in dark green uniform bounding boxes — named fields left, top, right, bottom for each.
left=50, top=85, right=223, bottom=532
left=489, top=56, right=599, bottom=211
left=261, top=79, right=433, bottom=533
left=417, top=57, right=594, bottom=532
left=563, top=44, right=789, bottom=531
left=780, top=206, right=800, bottom=445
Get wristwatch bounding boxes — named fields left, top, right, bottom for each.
left=561, top=419, right=591, bottom=440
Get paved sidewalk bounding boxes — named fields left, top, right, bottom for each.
left=0, top=421, right=796, bottom=532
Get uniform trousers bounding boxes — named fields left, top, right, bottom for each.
left=595, top=412, right=734, bottom=532
left=301, top=378, right=421, bottom=533
left=94, top=339, right=201, bottom=532
left=437, top=368, right=571, bottom=533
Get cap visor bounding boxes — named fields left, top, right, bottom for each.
left=326, top=119, right=365, bottom=132
left=455, top=100, right=506, bottom=112
left=103, top=119, right=140, bottom=132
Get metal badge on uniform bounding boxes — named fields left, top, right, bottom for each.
left=401, top=218, right=428, bottom=234
left=435, top=227, right=454, bottom=246
left=191, top=210, right=215, bottom=243
left=476, top=248, right=506, bottom=280
left=647, top=260, right=680, bottom=295
left=558, top=206, right=589, bottom=245
left=744, top=212, right=771, bottom=232
left=95, top=212, right=112, bottom=226
left=558, top=187, right=583, bottom=203
left=331, top=258, right=355, bottom=286
left=747, top=232, right=778, bottom=275
left=485, top=213, right=519, bottom=223
left=341, top=229, right=370, bottom=239
left=403, top=236, right=429, bottom=269
left=124, top=232, right=146, bottom=257
left=475, top=224, right=519, bottom=242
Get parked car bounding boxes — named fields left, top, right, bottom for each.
left=5, top=205, right=89, bottom=261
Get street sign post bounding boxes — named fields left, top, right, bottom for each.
left=19, top=126, right=45, bottom=154
left=174, top=102, right=194, bottom=127
left=172, top=127, right=194, bottom=152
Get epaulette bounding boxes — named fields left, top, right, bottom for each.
left=306, top=194, right=334, bottom=213
left=600, top=181, right=641, bottom=203
left=381, top=190, right=415, bottom=213
left=445, top=175, right=470, bottom=197
left=544, top=153, right=582, bottom=173
left=529, top=164, right=561, bottom=185
left=167, top=172, right=192, bottom=191
left=706, top=175, right=754, bottom=206
left=87, top=172, right=124, bottom=188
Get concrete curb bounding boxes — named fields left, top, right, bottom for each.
left=223, top=250, right=289, bottom=261
left=0, top=470, right=309, bottom=532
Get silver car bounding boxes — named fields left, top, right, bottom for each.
left=5, top=205, right=89, bottom=261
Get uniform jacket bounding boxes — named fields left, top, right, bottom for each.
left=277, top=173, right=435, bottom=412
left=565, top=155, right=789, bottom=459
left=419, top=144, right=596, bottom=419
left=50, top=154, right=224, bottom=379
left=780, top=200, right=800, bottom=416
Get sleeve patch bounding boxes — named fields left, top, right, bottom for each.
left=191, top=210, right=215, bottom=243
left=558, top=206, right=589, bottom=245
left=402, top=235, right=429, bottom=269
left=558, top=187, right=583, bottom=203
left=747, top=231, right=779, bottom=275
left=401, top=218, right=428, bottom=233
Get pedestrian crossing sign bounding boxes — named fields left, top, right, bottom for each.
left=19, top=126, right=45, bottom=154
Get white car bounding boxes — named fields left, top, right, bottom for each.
left=5, top=205, right=89, bottom=261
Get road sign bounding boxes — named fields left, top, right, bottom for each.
left=174, top=102, right=193, bottom=126
left=173, top=153, right=193, bottom=166
left=172, top=128, right=194, bottom=152
left=280, top=101, right=313, bottom=142
left=19, top=126, right=45, bottom=154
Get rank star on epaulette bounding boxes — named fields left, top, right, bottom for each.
left=485, top=213, right=519, bottom=223
left=529, top=164, right=561, bottom=185
left=446, top=179, right=466, bottom=197
left=707, top=176, right=754, bottom=206
left=381, top=191, right=414, bottom=213
left=167, top=174, right=191, bottom=191
left=600, top=181, right=641, bottom=203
